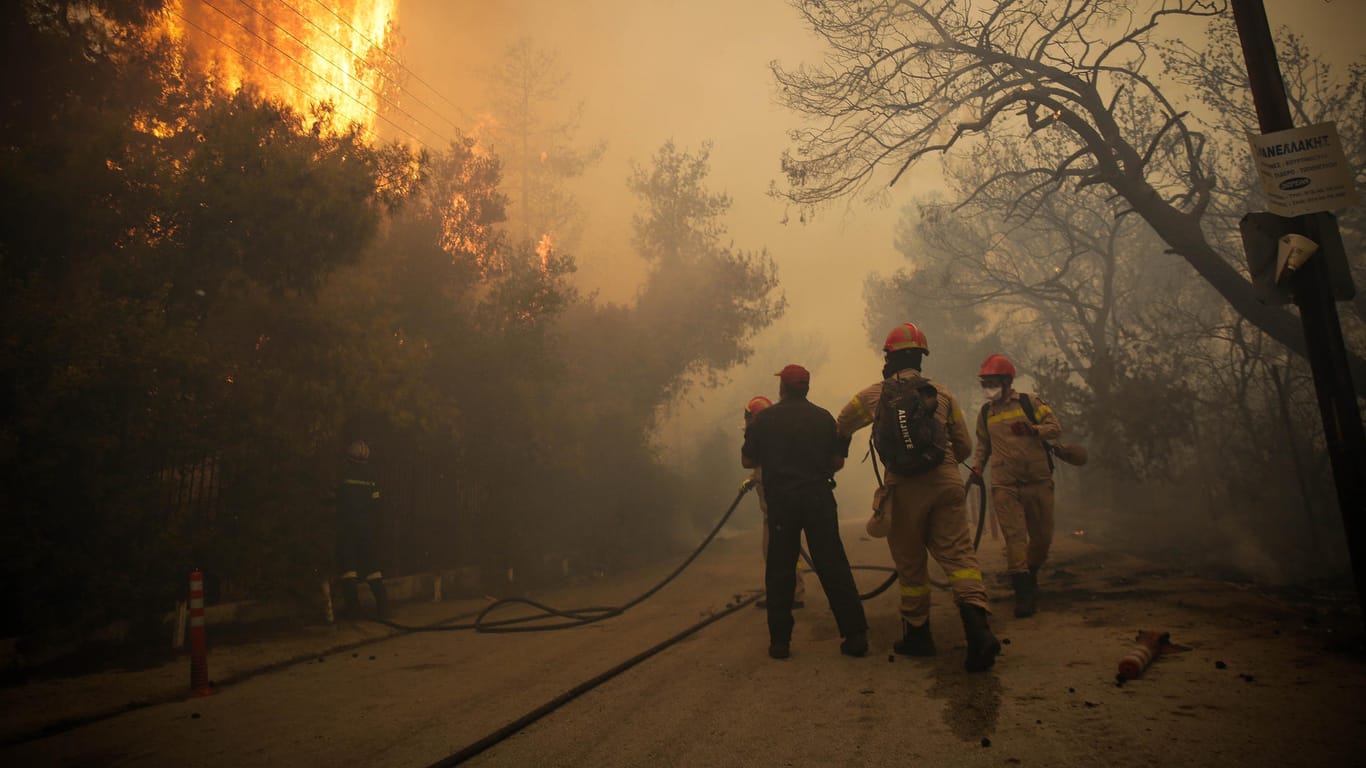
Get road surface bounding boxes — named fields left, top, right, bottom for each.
left=1, top=521, right=1362, bottom=767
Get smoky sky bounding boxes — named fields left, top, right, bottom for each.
left=393, top=0, right=1364, bottom=518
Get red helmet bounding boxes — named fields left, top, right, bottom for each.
left=883, top=322, right=929, bottom=354
left=745, top=396, right=773, bottom=415
left=978, top=354, right=1016, bottom=379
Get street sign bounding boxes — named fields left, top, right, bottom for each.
left=1247, top=121, right=1360, bottom=217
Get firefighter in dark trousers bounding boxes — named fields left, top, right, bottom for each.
left=835, top=322, right=1000, bottom=672
left=743, top=395, right=807, bottom=609
left=970, top=354, right=1062, bottom=618
left=337, top=439, right=389, bottom=620
left=742, top=364, right=868, bottom=660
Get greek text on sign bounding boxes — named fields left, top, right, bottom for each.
left=1247, top=121, right=1360, bottom=217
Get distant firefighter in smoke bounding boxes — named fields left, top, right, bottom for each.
left=970, top=354, right=1064, bottom=618
left=336, top=439, right=390, bottom=620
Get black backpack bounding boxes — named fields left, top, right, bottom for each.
left=873, top=374, right=948, bottom=476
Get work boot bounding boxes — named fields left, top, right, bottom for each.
left=368, top=579, right=390, bottom=620
left=959, top=604, right=1001, bottom=673
left=768, top=641, right=790, bottom=660
left=1011, top=572, right=1037, bottom=618
left=840, top=631, right=869, bottom=657
left=892, top=620, right=937, bottom=657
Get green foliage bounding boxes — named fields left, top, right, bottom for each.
left=0, top=4, right=422, bottom=635
left=1, top=9, right=786, bottom=643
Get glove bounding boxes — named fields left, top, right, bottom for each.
left=1009, top=421, right=1038, bottom=436
left=741, top=477, right=757, bottom=493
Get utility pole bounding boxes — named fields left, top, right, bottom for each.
left=1231, top=0, right=1366, bottom=623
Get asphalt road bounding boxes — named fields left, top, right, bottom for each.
left=2, top=521, right=1363, bottom=768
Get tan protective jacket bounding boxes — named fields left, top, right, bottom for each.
left=835, top=369, right=972, bottom=484
left=971, top=389, right=1062, bottom=485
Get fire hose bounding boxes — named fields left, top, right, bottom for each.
left=376, top=469, right=988, bottom=633
left=374, top=483, right=761, bottom=634
left=834, top=471, right=987, bottom=596
left=420, top=475, right=990, bottom=766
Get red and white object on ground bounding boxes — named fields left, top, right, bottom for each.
left=189, top=570, right=215, bottom=697
left=1118, top=629, right=1190, bottom=680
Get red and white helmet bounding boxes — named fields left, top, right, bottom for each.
left=883, top=322, right=929, bottom=354
left=745, top=396, right=773, bottom=415
left=978, top=354, right=1017, bottom=379
left=346, top=440, right=370, bottom=463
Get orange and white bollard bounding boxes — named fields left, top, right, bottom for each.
left=189, top=570, right=215, bottom=697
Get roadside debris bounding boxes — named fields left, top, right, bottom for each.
left=1116, top=629, right=1191, bottom=681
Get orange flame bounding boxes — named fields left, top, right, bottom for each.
left=163, top=0, right=400, bottom=138
left=535, top=233, right=554, bottom=274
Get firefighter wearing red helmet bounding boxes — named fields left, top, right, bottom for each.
left=883, top=321, right=930, bottom=355
left=970, top=353, right=1063, bottom=618
left=743, top=395, right=806, bottom=609
left=835, top=323, right=1001, bottom=673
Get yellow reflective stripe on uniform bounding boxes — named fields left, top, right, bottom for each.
left=371, top=491, right=380, bottom=499
left=850, top=394, right=871, bottom=423
left=340, top=570, right=358, bottom=580
left=343, top=478, right=376, bottom=486
left=947, top=568, right=983, bottom=582
left=986, top=408, right=1026, bottom=425
left=365, top=571, right=384, bottom=581
left=1034, top=403, right=1054, bottom=418
left=900, top=583, right=932, bottom=597
left=949, top=404, right=962, bottom=425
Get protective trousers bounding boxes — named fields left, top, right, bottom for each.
left=764, top=487, right=867, bottom=644
left=886, top=476, right=990, bottom=625
left=991, top=479, right=1055, bottom=574
left=338, top=513, right=387, bottom=617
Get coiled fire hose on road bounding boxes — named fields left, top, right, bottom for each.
left=378, top=469, right=988, bottom=633
left=375, top=483, right=760, bottom=634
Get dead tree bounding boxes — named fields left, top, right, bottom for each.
left=773, top=0, right=1366, bottom=394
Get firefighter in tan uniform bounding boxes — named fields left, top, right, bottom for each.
left=836, top=323, right=1000, bottom=672
left=970, top=354, right=1062, bottom=618
left=743, top=396, right=807, bottom=609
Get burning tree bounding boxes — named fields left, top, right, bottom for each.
left=1, top=1, right=425, bottom=633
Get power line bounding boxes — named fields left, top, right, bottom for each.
left=225, top=0, right=454, bottom=145
left=170, top=5, right=431, bottom=151
left=265, top=0, right=468, bottom=138
left=194, top=0, right=441, bottom=147
left=307, top=0, right=473, bottom=124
